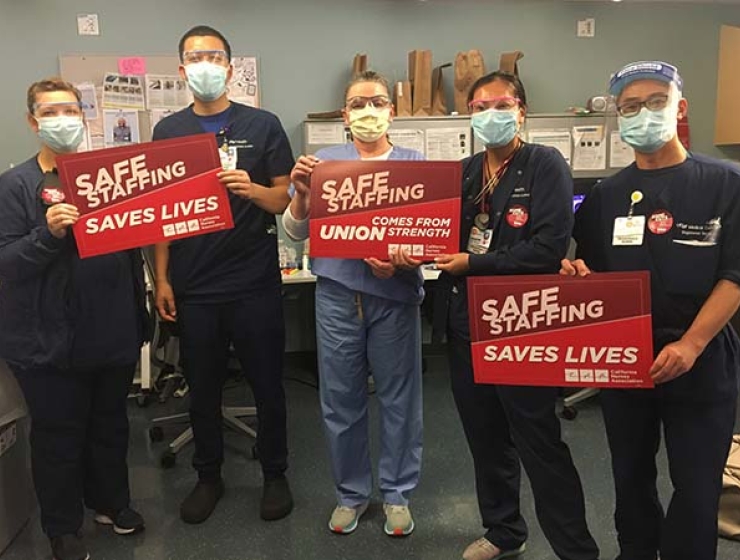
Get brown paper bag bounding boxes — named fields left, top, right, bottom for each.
left=394, top=81, right=412, bottom=117
left=431, top=63, right=451, bottom=116
left=453, top=50, right=486, bottom=114
left=352, top=53, right=368, bottom=78
left=409, top=49, right=433, bottom=116
left=499, top=51, right=524, bottom=76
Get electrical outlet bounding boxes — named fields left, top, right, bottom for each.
left=577, top=18, right=596, bottom=38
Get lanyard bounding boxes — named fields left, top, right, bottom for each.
left=475, top=143, right=522, bottom=213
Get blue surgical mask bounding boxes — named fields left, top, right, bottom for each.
left=619, top=106, right=677, bottom=153
left=471, top=109, right=520, bottom=148
left=36, top=116, right=85, bottom=153
left=185, top=62, right=228, bottom=102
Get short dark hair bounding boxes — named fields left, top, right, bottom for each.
left=26, top=77, right=81, bottom=114
left=178, top=25, right=232, bottom=62
left=467, top=71, right=527, bottom=108
left=344, top=70, right=391, bottom=101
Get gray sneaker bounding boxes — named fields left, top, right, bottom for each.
left=462, top=538, right=526, bottom=560
left=328, top=502, right=368, bottom=534
left=383, top=503, right=414, bottom=537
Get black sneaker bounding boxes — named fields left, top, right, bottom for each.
left=180, top=478, right=225, bottom=524
left=50, top=533, right=90, bottom=560
left=260, top=475, right=293, bottom=521
left=94, top=506, right=145, bottom=535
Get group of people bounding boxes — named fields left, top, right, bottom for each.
left=0, top=22, right=737, bottom=560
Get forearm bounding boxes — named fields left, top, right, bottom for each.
left=281, top=204, right=309, bottom=241
left=0, top=227, right=67, bottom=281
left=249, top=183, right=291, bottom=214
left=153, top=242, right=171, bottom=286
left=682, top=279, right=740, bottom=354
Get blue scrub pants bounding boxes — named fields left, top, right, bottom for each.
left=315, top=277, right=423, bottom=507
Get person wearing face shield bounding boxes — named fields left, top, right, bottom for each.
left=282, top=71, right=424, bottom=537
left=433, top=71, right=599, bottom=560
left=562, top=61, right=740, bottom=560
left=0, top=78, right=149, bottom=560
left=151, top=25, right=295, bottom=525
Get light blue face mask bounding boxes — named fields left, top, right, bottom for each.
left=185, top=62, right=228, bottom=102
left=619, top=106, right=677, bottom=154
left=471, top=109, right=520, bottom=148
left=36, top=116, right=85, bottom=153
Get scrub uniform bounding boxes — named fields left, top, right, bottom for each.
left=435, top=143, right=600, bottom=560
left=574, top=154, right=740, bottom=560
left=152, top=102, right=294, bottom=481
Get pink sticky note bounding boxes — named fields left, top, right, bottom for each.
left=118, top=57, right=147, bottom=75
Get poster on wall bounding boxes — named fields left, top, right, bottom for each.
left=230, top=56, right=259, bottom=107
left=102, top=73, right=146, bottom=109
left=55, top=133, right=233, bottom=258
left=467, top=272, right=654, bottom=388
left=145, top=74, right=192, bottom=110
left=103, top=109, right=140, bottom=147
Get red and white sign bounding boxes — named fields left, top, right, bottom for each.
left=309, top=161, right=461, bottom=260
left=467, top=272, right=654, bottom=388
left=56, top=133, right=233, bottom=258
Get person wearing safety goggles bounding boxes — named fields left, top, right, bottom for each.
left=152, top=25, right=294, bottom=526
left=282, top=71, right=424, bottom=538
left=0, top=78, right=149, bottom=560
left=563, top=61, right=740, bottom=560
left=433, top=71, right=599, bottom=560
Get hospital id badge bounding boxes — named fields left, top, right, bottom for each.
left=612, top=216, right=645, bottom=246
left=467, top=225, right=493, bottom=254
left=220, top=145, right=238, bottom=170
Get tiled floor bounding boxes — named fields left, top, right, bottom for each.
left=3, top=353, right=739, bottom=560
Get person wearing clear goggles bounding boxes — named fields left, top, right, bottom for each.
left=282, top=71, right=424, bottom=539
left=563, top=61, right=740, bottom=560
left=152, top=25, right=294, bottom=527
left=433, top=71, right=599, bottom=560
left=0, top=78, right=148, bottom=560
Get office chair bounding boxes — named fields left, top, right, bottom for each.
left=142, top=249, right=258, bottom=468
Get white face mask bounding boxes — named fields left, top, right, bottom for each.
left=36, top=116, right=85, bottom=153
left=348, top=106, right=391, bottom=143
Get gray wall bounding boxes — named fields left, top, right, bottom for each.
left=2, top=0, right=740, bottom=169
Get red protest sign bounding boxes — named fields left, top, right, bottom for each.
left=309, top=161, right=461, bottom=260
left=467, top=272, right=654, bottom=388
left=56, top=134, right=233, bottom=258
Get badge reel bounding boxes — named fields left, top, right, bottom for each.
left=467, top=212, right=493, bottom=255
left=612, top=190, right=645, bottom=246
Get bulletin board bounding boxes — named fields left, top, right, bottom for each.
left=59, top=53, right=260, bottom=149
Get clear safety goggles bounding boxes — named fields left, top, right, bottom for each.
left=182, top=50, right=229, bottom=66
left=345, top=96, right=391, bottom=111
left=616, top=92, right=671, bottom=118
left=468, top=96, right=520, bottom=113
left=33, top=101, right=83, bottom=118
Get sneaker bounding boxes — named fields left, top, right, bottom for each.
left=383, top=503, right=414, bottom=537
left=260, top=475, right=294, bottom=521
left=94, top=506, right=145, bottom=535
left=462, top=538, right=526, bottom=560
left=328, top=502, right=369, bottom=534
left=50, top=533, right=90, bottom=560
left=180, top=478, right=225, bottom=524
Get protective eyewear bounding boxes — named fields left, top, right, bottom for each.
left=468, top=96, right=520, bottom=113
left=182, top=50, right=229, bottom=65
left=345, top=96, right=391, bottom=111
left=33, top=102, right=83, bottom=118
left=616, top=93, right=670, bottom=118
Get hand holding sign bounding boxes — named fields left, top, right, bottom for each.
left=46, top=204, right=80, bottom=239
left=291, top=155, right=320, bottom=198
left=559, top=258, right=592, bottom=277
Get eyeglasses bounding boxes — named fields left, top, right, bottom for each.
left=616, top=93, right=670, bottom=118
left=468, top=96, right=520, bottom=113
left=33, top=102, right=83, bottom=118
left=345, top=96, right=391, bottom=111
left=182, top=50, right=229, bottom=66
